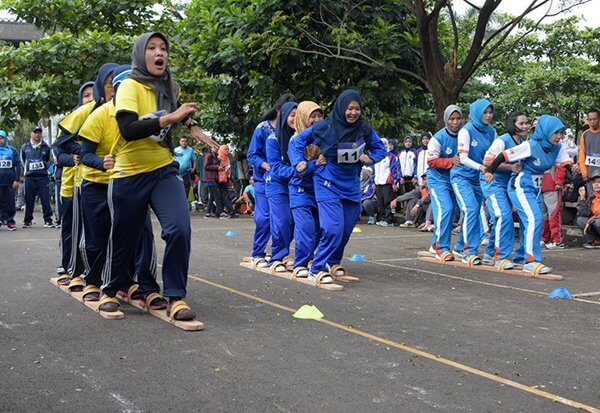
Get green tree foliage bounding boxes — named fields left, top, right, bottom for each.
left=0, top=0, right=180, bottom=126
left=177, top=0, right=428, bottom=145
left=480, top=17, right=600, bottom=135
left=0, top=31, right=134, bottom=125
left=0, top=0, right=176, bottom=35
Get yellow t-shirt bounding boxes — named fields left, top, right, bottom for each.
left=78, top=101, right=124, bottom=185
left=59, top=101, right=95, bottom=135
left=60, top=166, right=74, bottom=198
left=113, top=78, right=173, bottom=178
left=58, top=102, right=94, bottom=194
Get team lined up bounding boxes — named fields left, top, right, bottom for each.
left=51, top=32, right=218, bottom=320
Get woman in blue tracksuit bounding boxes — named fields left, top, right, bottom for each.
left=426, top=105, right=462, bottom=261
left=291, top=89, right=387, bottom=285
left=485, top=115, right=575, bottom=274
left=481, top=111, right=528, bottom=269
left=0, top=130, right=20, bottom=230
left=247, top=94, right=295, bottom=268
left=287, top=101, right=324, bottom=278
left=265, top=101, right=298, bottom=272
left=451, top=99, right=496, bottom=265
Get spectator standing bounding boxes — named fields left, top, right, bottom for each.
left=397, top=136, right=417, bottom=193
left=203, top=146, right=221, bottom=218
left=20, top=126, right=55, bottom=227
left=415, top=132, right=430, bottom=186
left=196, top=146, right=210, bottom=207
left=0, top=130, right=20, bottom=230
left=373, top=138, right=399, bottom=226
left=174, top=136, right=197, bottom=202
left=561, top=131, right=578, bottom=160
left=541, top=165, right=566, bottom=249
left=578, top=109, right=600, bottom=182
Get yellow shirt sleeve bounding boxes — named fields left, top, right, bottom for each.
left=115, top=78, right=141, bottom=115
left=78, top=104, right=106, bottom=144
left=59, top=101, right=95, bottom=134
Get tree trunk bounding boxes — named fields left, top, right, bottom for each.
left=428, top=76, right=461, bottom=129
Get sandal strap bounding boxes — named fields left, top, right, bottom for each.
left=466, top=255, right=479, bottom=267
left=281, top=255, right=291, bottom=265
left=57, top=273, right=70, bottom=281
left=439, top=251, right=453, bottom=262
left=68, top=276, right=84, bottom=289
left=315, top=271, right=335, bottom=285
left=127, top=284, right=139, bottom=301
left=169, top=300, right=191, bottom=321
left=99, top=295, right=119, bottom=306
left=329, top=264, right=348, bottom=277
left=269, top=261, right=284, bottom=273
left=145, top=292, right=164, bottom=307
left=532, top=262, right=546, bottom=275
left=82, top=285, right=100, bottom=295
left=497, top=259, right=510, bottom=271
left=291, top=266, right=307, bottom=279
left=251, top=257, right=266, bottom=267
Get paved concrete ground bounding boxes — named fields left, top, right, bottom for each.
left=1, top=209, right=598, bottom=412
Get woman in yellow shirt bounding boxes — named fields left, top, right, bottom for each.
left=102, top=32, right=202, bottom=320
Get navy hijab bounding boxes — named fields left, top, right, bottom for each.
left=276, top=102, right=298, bottom=165
left=92, top=62, right=118, bottom=109
left=75, top=81, right=94, bottom=109
left=314, top=90, right=370, bottom=143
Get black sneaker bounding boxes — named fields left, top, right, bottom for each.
left=44, top=222, right=55, bottom=228
left=7, top=223, right=16, bottom=231
left=22, top=222, right=32, bottom=228
left=583, top=243, right=600, bottom=249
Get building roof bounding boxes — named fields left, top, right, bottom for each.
left=0, top=19, right=43, bottom=46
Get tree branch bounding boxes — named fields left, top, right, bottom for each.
left=446, top=2, right=459, bottom=54
left=461, top=0, right=502, bottom=77
left=426, top=0, right=448, bottom=24
left=465, top=0, right=592, bottom=82
left=286, top=44, right=429, bottom=87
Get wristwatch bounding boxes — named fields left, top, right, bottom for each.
left=186, top=119, right=199, bottom=129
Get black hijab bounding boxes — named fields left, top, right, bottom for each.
left=276, top=102, right=298, bottom=165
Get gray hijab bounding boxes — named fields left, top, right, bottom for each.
left=130, top=32, right=178, bottom=115
left=443, top=104, right=463, bottom=134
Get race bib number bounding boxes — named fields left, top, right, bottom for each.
left=532, top=174, right=542, bottom=188
left=337, top=138, right=365, bottom=164
left=584, top=155, right=600, bottom=167
left=140, top=110, right=171, bottom=142
left=29, top=160, right=45, bottom=171
left=0, top=158, right=12, bottom=168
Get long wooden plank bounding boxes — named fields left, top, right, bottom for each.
left=50, top=278, right=125, bottom=320
left=417, top=257, right=564, bottom=281
left=116, top=294, right=204, bottom=331
left=242, top=256, right=359, bottom=283
left=240, top=262, right=344, bottom=291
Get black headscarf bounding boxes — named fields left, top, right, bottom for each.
left=312, top=89, right=371, bottom=158
left=130, top=32, right=178, bottom=115
left=276, top=102, right=298, bottom=165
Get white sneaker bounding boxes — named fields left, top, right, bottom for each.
left=540, top=240, right=546, bottom=248
left=545, top=242, right=564, bottom=250
left=399, top=221, right=414, bottom=228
